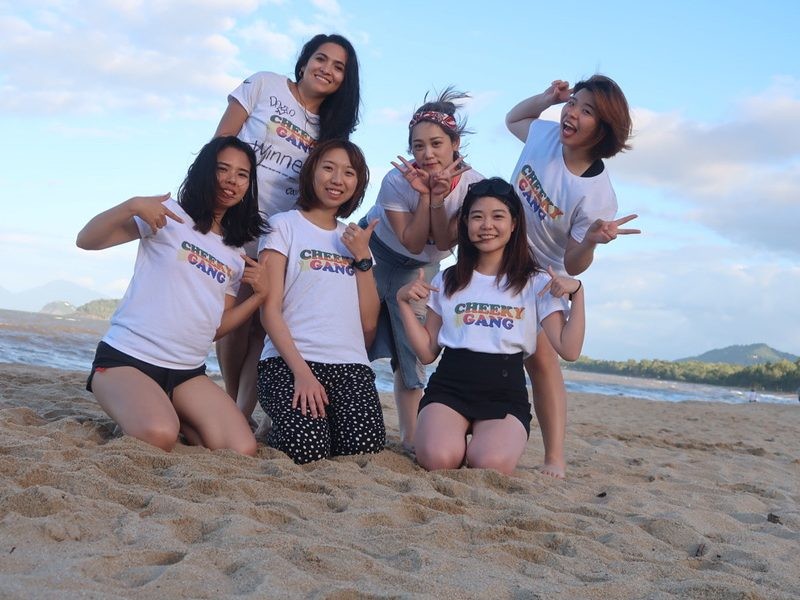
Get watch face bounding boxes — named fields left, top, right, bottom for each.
left=352, top=258, right=373, bottom=271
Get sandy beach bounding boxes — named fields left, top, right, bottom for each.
left=0, top=363, right=798, bottom=599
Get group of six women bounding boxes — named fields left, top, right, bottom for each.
left=78, top=33, right=638, bottom=477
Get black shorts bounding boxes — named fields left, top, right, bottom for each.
left=419, top=347, right=532, bottom=436
left=86, top=341, right=206, bottom=397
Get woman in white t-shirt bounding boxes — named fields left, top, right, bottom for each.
left=77, top=136, right=268, bottom=455
left=361, top=88, right=481, bottom=451
left=396, top=178, right=585, bottom=475
left=257, top=140, right=385, bottom=464
left=214, top=34, right=362, bottom=433
left=505, top=75, right=638, bottom=478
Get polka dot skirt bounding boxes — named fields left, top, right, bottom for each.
left=257, top=357, right=386, bottom=464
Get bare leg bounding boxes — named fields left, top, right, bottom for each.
left=414, top=403, right=470, bottom=471
left=234, top=315, right=265, bottom=422
left=215, top=283, right=254, bottom=411
left=172, top=376, right=257, bottom=456
left=393, top=371, right=423, bottom=452
left=525, top=331, right=567, bottom=479
left=466, top=416, right=528, bottom=475
left=90, top=367, right=180, bottom=451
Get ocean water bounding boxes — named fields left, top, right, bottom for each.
left=1, top=309, right=797, bottom=405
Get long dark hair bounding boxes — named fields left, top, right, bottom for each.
left=296, top=139, right=369, bottom=219
left=295, top=34, right=361, bottom=142
left=443, top=177, right=539, bottom=297
left=178, top=136, right=266, bottom=247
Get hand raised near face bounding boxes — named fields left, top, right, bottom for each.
left=544, top=79, right=572, bottom=105
left=429, top=158, right=472, bottom=199
left=391, top=155, right=431, bottom=196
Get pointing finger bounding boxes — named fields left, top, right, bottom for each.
left=617, top=228, right=641, bottom=235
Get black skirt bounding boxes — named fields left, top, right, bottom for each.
left=419, top=347, right=532, bottom=435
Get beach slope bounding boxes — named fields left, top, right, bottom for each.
left=0, top=364, right=798, bottom=599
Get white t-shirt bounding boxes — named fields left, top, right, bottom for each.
left=230, top=71, right=320, bottom=218
left=365, top=167, right=484, bottom=263
left=427, top=269, right=568, bottom=357
left=510, top=119, right=617, bottom=272
left=259, top=210, right=372, bottom=366
left=103, top=199, right=244, bottom=369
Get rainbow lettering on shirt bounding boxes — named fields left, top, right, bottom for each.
left=516, top=164, right=564, bottom=222
left=453, top=302, right=525, bottom=330
left=298, top=249, right=355, bottom=276
left=269, top=115, right=316, bottom=153
left=179, top=241, right=234, bottom=284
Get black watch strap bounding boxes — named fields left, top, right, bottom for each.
left=350, top=257, right=373, bottom=272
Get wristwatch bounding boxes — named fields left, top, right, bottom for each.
left=350, top=257, right=374, bottom=272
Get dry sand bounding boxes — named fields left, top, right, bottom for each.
left=0, top=363, right=798, bottom=599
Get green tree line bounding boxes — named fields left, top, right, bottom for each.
left=568, top=357, right=800, bottom=393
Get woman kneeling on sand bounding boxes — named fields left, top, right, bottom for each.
left=256, top=140, right=385, bottom=464
left=397, top=178, right=585, bottom=475
left=77, top=136, right=267, bottom=455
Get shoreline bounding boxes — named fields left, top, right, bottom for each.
left=1, top=363, right=798, bottom=598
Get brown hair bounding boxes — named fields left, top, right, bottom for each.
left=573, top=74, right=632, bottom=159
left=296, top=139, right=369, bottom=218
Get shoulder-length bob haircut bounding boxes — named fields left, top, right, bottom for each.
left=296, top=139, right=369, bottom=219
left=178, top=136, right=266, bottom=247
left=444, top=177, right=539, bottom=297
left=295, top=34, right=361, bottom=142
left=573, top=74, right=633, bottom=160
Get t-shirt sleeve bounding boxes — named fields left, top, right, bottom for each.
left=228, top=71, right=268, bottom=115
left=259, top=213, right=291, bottom=257
left=426, top=272, right=445, bottom=316
left=533, top=272, right=569, bottom=331
left=569, top=184, right=617, bottom=243
left=226, top=253, right=245, bottom=298
left=377, top=171, right=413, bottom=213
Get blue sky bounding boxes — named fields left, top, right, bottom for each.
left=1, top=0, right=798, bottom=360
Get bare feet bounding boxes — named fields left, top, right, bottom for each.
left=540, top=458, right=566, bottom=479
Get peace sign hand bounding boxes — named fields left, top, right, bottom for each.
left=430, top=158, right=472, bottom=199
left=545, top=79, right=572, bottom=105
left=584, top=214, right=641, bottom=245
left=391, top=155, right=431, bottom=196
left=397, top=268, right=439, bottom=303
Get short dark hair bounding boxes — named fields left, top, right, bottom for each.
left=296, top=139, right=369, bottom=219
left=178, top=136, right=266, bottom=247
left=573, top=74, right=632, bottom=159
left=444, top=177, right=539, bottom=297
left=295, top=34, right=361, bottom=142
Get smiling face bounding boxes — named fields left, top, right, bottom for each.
left=312, top=147, right=358, bottom=210
left=214, top=146, right=251, bottom=211
left=466, top=196, right=516, bottom=256
left=298, top=42, right=347, bottom=98
left=559, top=88, right=601, bottom=152
left=410, top=121, right=460, bottom=175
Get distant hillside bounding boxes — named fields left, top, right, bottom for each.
left=0, top=280, right=111, bottom=313
left=76, top=299, right=119, bottom=320
left=678, top=343, right=798, bottom=366
left=41, top=301, right=78, bottom=316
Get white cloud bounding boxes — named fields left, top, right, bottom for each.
left=310, top=0, right=341, bottom=15
left=238, top=20, right=297, bottom=62
left=581, top=243, right=800, bottom=360
left=611, top=80, right=800, bottom=257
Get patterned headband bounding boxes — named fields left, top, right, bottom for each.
left=408, top=110, right=457, bottom=132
